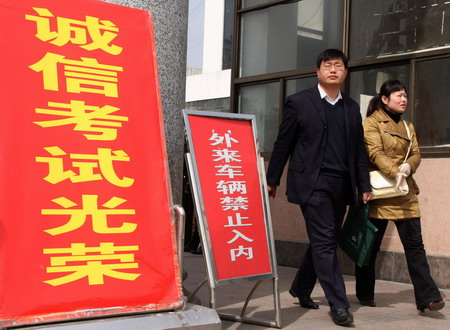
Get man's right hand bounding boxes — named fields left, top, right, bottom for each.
left=268, top=185, right=277, bottom=198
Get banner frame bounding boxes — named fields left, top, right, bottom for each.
left=0, top=0, right=184, bottom=326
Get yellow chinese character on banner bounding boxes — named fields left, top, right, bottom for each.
left=43, top=242, right=140, bottom=286
left=34, top=100, right=128, bottom=141
left=42, top=195, right=136, bottom=235
left=29, top=52, right=123, bottom=97
left=26, top=7, right=123, bottom=55
left=36, top=146, right=134, bottom=187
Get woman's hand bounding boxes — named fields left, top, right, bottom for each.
left=399, top=163, right=411, bottom=176
left=395, top=172, right=408, bottom=189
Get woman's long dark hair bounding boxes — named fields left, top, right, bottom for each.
left=366, top=80, right=407, bottom=117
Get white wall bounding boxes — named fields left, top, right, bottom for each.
left=186, top=0, right=231, bottom=102
left=202, top=0, right=225, bottom=73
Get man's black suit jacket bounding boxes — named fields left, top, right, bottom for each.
left=266, top=86, right=371, bottom=205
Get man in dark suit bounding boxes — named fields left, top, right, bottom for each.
left=266, top=49, right=372, bottom=326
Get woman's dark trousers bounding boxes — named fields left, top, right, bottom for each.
left=355, top=218, right=442, bottom=309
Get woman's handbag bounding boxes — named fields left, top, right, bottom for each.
left=369, top=170, right=408, bottom=199
left=338, top=203, right=378, bottom=267
left=370, top=121, right=412, bottom=200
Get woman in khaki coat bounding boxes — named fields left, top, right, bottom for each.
left=355, top=80, right=444, bottom=313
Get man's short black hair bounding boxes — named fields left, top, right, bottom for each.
left=316, top=49, right=348, bottom=68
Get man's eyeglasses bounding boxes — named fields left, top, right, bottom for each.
left=322, top=62, right=345, bottom=70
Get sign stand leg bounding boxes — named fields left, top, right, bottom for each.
left=185, top=270, right=281, bottom=327
left=217, top=277, right=281, bottom=328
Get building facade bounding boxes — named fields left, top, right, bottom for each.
left=232, top=0, right=450, bottom=288
left=186, top=0, right=450, bottom=288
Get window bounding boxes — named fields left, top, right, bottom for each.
left=233, top=0, right=450, bottom=156
left=238, top=82, right=280, bottom=152
left=350, top=0, right=450, bottom=60
left=286, top=76, right=317, bottom=97
left=348, top=65, right=410, bottom=120
left=239, top=0, right=343, bottom=77
left=185, top=97, right=230, bottom=112
left=414, top=58, right=450, bottom=147
left=241, top=0, right=274, bottom=9
left=223, top=0, right=234, bottom=70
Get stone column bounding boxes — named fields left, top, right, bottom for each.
left=102, top=0, right=188, bottom=204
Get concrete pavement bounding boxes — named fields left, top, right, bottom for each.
left=183, top=253, right=450, bottom=330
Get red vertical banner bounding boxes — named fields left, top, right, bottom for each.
left=184, top=111, right=276, bottom=283
left=0, top=0, right=182, bottom=327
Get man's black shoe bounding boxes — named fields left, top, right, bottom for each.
left=288, top=288, right=298, bottom=298
left=300, top=298, right=319, bottom=309
left=289, top=289, right=319, bottom=309
left=330, top=308, right=353, bottom=325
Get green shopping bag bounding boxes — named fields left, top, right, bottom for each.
left=338, top=203, right=378, bottom=267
